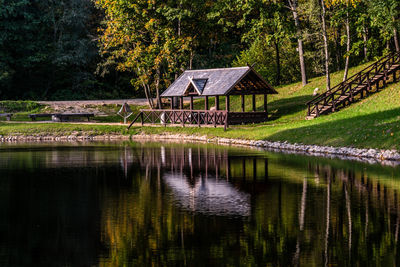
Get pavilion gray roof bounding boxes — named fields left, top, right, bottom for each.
left=161, top=66, right=277, bottom=97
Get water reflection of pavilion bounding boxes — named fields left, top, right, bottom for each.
left=163, top=173, right=251, bottom=216
left=9, top=143, right=400, bottom=266
left=132, top=145, right=270, bottom=216
left=134, top=144, right=269, bottom=181
left=115, top=145, right=400, bottom=265
left=292, top=161, right=400, bottom=266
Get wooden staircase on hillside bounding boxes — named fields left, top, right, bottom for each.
left=306, top=52, right=400, bottom=119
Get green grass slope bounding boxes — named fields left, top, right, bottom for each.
left=1, top=61, right=400, bottom=150
left=134, top=61, right=400, bottom=149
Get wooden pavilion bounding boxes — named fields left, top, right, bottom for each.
left=128, top=65, right=277, bottom=130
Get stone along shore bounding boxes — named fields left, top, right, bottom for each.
left=1, top=133, right=400, bottom=164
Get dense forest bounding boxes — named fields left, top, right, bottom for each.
left=0, top=0, right=399, bottom=101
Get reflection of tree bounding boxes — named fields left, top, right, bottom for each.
left=345, top=184, right=352, bottom=256
left=325, top=173, right=330, bottom=267
left=293, top=177, right=307, bottom=266
left=0, top=161, right=123, bottom=266
left=5, top=144, right=400, bottom=265
left=310, top=163, right=400, bottom=266
left=101, top=172, right=194, bottom=266
left=99, top=145, right=274, bottom=265
left=293, top=178, right=307, bottom=266
left=98, top=143, right=400, bottom=266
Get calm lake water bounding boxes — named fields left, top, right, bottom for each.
left=0, top=142, right=399, bottom=266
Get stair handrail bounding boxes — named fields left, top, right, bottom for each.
left=306, top=51, right=400, bottom=106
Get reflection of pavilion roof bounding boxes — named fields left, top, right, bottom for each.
left=163, top=173, right=250, bottom=217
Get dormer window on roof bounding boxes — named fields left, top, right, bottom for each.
left=191, top=78, right=208, bottom=94
left=186, top=77, right=208, bottom=95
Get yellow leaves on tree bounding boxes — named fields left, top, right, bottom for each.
left=94, top=0, right=193, bottom=107
left=325, top=0, right=361, bottom=8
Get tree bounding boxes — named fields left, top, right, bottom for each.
left=0, top=0, right=103, bottom=100
left=0, top=0, right=48, bottom=98
left=320, top=0, right=331, bottom=91
left=343, top=5, right=352, bottom=81
left=231, top=0, right=297, bottom=85
left=96, top=0, right=214, bottom=108
left=327, top=0, right=361, bottom=81
left=353, top=3, right=371, bottom=61
left=367, top=0, right=400, bottom=52
left=288, top=0, right=308, bottom=86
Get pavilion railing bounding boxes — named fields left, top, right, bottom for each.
left=128, top=109, right=229, bottom=130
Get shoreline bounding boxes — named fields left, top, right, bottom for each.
left=1, top=132, right=400, bottom=165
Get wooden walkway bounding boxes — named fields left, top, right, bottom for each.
left=306, top=52, right=400, bottom=119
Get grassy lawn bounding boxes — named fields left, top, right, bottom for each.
left=131, top=61, right=400, bottom=150
left=0, top=122, right=130, bottom=136
left=1, top=61, right=400, bottom=150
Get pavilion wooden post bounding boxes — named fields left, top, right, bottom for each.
left=241, top=95, right=245, bottom=112
left=190, top=96, right=194, bottom=124
left=180, top=96, right=184, bottom=126
left=214, top=96, right=220, bottom=128
left=204, top=96, right=209, bottom=125
left=252, top=94, right=256, bottom=112
left=173, top=96, right=179, bottom=109
left=225, top=95, right=230, bottom=131
left=170, top=97, right=175, bottom=123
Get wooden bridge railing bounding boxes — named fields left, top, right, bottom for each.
left=306, top=51, right=400, bottom=117
left=128, top=109, right=229, bottom=130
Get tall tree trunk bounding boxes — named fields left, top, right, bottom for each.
left=363, top=25, right=368, bottom=61
left=155, top=67, right=162, bottom=109
left=274, top=40, right=281, bottom=85
left=289, top=0, right=308, bottom=86
left=394, top=25, right=400, bottom=52
left=343, top=10, right=351, bottom=82
left=209, top=38, right=213, bottom=58
left=138, top=67, right=154, bottom=109
left=143, top=82, right=154, bottom=109
left=297, top=39, right=307, bottom=86
left=177, top=17, right=181, bottom=37
left=189, top=50, right=193, bottom=70
left=321, top=0, right=331, bottom=91
left=335, top=28, right=341, bottom=72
